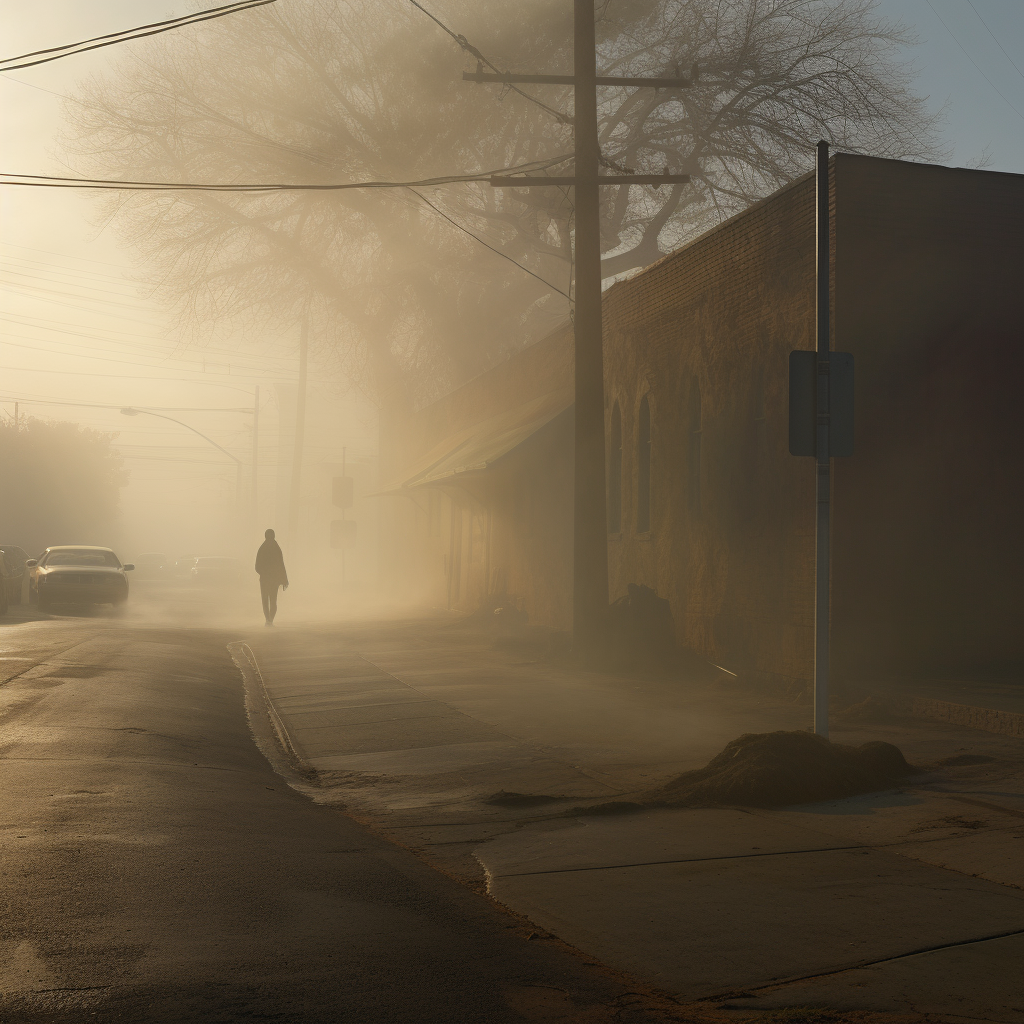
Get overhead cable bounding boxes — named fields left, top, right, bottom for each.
left=0, top=156, right=572, bottom=192
left=406, top=188, right=571, bottom=301
left=924, top=0, right=1024, bottom=121
left=0, top=0, right=279, bottom=73
left=404, top=0, right=573, bottom=127
left=0, top=394, right=252, bottom=413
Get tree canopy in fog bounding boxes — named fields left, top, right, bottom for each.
left=64, top=0, right=939, bottom=400
left=0, top=420, right=127, bottom=552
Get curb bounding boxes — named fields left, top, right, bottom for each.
left=906, top=697, right=1024, bottom=739
left=228, top=641, right=300, bottom=760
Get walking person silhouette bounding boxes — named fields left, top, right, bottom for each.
left=255, top=529, right=289, bottom=625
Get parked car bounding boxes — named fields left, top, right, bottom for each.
left=26, top=546, right=135, bottom=611
left=173, top=554, right=199, bottom=579
left=133, top=552, right=171, bottom=580
left=190, top=556, right=244, bottom=587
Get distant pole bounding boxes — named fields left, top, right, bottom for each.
left=341, top=445, right=346, bottom=586
left=287, top=319, right=308, bottom=546
left=814, top=140, right=831, bottom=738
left=570, top=0, right=610, bottom=656
left=251, top=385, right=260, bottom=527
left=14, top=402, right=19, bottom=430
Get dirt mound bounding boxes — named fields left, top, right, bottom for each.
left=645, top=731, right=919, bottom=808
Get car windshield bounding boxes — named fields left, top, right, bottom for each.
left=43, top=549, right=121, bottom=568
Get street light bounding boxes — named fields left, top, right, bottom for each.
left=120, top=406, right=243, bottom=507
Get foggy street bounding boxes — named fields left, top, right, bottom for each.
left=3, top=0, right=1024, bottom=1021
left=0, top=594, right=684, bottom=1024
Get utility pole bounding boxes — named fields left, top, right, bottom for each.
left=287, top=318, right=308, bottom=547
left=466, top=0, right=691, bottom=654
left=251, top=385, right=260, bottom=528
left=341, top=445, right=346, bottom=586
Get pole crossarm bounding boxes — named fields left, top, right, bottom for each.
left=463, top=72, right=693, bottom=89
left=489, top=174, right=690, bottom=187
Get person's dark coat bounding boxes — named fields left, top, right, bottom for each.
left=255, top=538, right=288, bottom=587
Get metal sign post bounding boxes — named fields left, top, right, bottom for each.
left=813, top=140, right=831, bottom=738
left=789, top=141, right=854, bottom=738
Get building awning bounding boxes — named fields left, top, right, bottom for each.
left=381, top=386, right=572, bottom=494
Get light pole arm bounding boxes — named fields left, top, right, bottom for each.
left=121, top=407, right=241, bottom=464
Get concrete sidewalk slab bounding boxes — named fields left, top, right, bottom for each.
left=476, top=808, right=859, bottom=877
left=236, top=620, right=1024, bottom=1021
left=729, top=931, right=1024, bottom=1021
left=483, top=831, right=1024, bottom=1010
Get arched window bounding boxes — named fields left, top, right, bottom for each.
left=637, top=395, right=651, bottom=533
left=688, top=380, right=702, bottom=518
left=608, top=402, right=622, bottom=534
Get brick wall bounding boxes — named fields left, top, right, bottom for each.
left=602, top=171, right=820, bottom=685
left=384, top=155, right=1024, bottom=685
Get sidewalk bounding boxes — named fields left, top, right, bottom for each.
left=233, top=617, right=1024, bottom=1022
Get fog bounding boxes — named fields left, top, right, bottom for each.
left=1, top=0, right=1020, bottom=633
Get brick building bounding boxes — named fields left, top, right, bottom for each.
left=383, top=154, right=1024, bottom=686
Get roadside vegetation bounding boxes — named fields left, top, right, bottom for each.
left=0, top=418, right=127, bottom=553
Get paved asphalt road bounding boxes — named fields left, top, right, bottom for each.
left=0, top=609, right=677, bottom=1024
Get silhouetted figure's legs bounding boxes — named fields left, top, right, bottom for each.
left=260, top=577, right=279, bottom=624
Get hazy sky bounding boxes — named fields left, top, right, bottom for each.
left=1, top=0, right=1022, bottom=554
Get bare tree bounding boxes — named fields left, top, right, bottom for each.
left=63, top=0, right=940, bottom=398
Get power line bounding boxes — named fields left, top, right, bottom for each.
left=925, top=0, right=1024, bottom=122
left=0, top=309, right=303, bottom=368
left=0, top=240, right=132, bottom=270
left=406, top=188, right=571, bottom=300
left=0, top=266, right=144, bottom=299
left=402, top=1, right=633, bottom=176
left=0, top=0, right=279, bottom=73
left=0, top=394, right=252, bottom=413
left=0, top=333, right=300, bottom=379
left=0, top=365, right=263, bottom=390
left=964, top=0, right=1024, bottom=81
left=0, top=157, right=571, bottom=192
left=404, top=0, right=573, bottom=127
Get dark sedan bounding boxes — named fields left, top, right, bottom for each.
left=27, top=546, right=135, bottom=611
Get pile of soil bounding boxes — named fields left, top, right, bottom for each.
left=648, top=731, right=920, bottom=808
left=571, top=731, right=920, bottom=815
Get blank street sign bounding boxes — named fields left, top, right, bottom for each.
left=789, top=350, right=854, bottom=457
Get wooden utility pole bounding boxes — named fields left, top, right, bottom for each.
left=287, top=319, right=308, bottom=546
left=251, top=384, right=260, bottom=528
left=466, top=0, right=691, bottom=653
